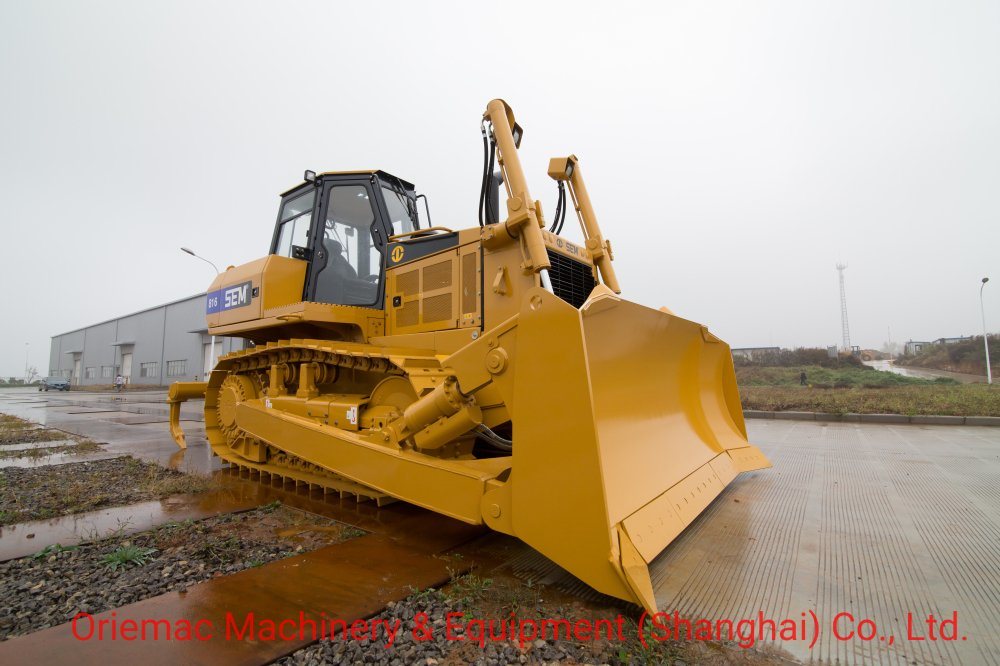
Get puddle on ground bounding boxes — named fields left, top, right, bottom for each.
left=275, top=524, right=348, bottom=538
left=0, top=451, right=118, bottom=469
left=0, top=440, right=75, bottom=452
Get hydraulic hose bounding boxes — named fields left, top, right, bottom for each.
left=474, top=424, right=513, bottom=451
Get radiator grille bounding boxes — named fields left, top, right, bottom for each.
left=422, top=293, right=452, bottom=323
left=422, top=260, right=452, bottom=291
left=397, top=269, right=419, bottom=296
left=461, top=252, right=477, bottom=314
left=547, top=250, right=597, bottom=309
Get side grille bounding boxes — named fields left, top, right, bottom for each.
left=422, top=260, right=452, bottom=291
left=547, top=250, right=597, bottom=309
left=422, top=293, right=452, bottom=322
left=397, top=269, right=419, bottom=296
left=397, top=301, right=419, bottom=327
left=461, top=252, right=477, bottom=314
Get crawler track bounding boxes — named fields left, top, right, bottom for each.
left=204, top=339, right=419, bottom=504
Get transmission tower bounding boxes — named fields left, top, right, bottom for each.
left=836, top=263, right=851, bottom=351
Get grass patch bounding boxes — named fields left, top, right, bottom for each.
left=137, top=464, right=214, bottom=496
left=0, top=439, right=103, bottom=460
left=101, top=545, right=158, bottom=570
left=0, top=414, right=69, bottom=446
left=741, top=384, right=1000, bottom=416
left=736, top=364, right=954, bottom=388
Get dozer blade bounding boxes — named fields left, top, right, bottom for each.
left=497, top=287, right=769, bottom=612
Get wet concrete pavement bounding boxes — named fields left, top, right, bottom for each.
left=501, top=419, right=1000, bottom=665
left=0, top=387, right=217, bottom=474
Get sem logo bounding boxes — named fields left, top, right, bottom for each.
left=206, top=280, right=254, bottom=314
left=390, top=245, right=405, bottom=263
left=224, top=284, right=248, bottom=308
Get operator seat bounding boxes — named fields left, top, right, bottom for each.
left=315, top=236, right=376, bottom=305
left=323, top=238, right=357, bottom=279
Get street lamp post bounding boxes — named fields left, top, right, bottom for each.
left=982, top=277, right=993, bottom=385
left=24, top=342, right=29, bottom=383
left=181, top=247, right=221, bottom=378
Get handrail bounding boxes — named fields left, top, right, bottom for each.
left=388, top=226, right=455, bottom=242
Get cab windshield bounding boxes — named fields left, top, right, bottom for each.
left=380, top=185, right=418, bottom=237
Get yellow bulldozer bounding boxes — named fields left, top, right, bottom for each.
left=168, top=99, right=769, bottom=612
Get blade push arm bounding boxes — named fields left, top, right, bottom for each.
left=547, top=155, right=621, bottom=294
left=484, top=99, right=621, bottom=294
left=483, top=99, right=551, bottom=275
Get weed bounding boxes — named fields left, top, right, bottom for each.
left=101, top=545, right=158, bottom=570
left=340, top=526, right=366, bottom=539
left=444, top=573, right=494, bottom=608
left=616, top=616, right=685, bottom=666
left=406, top=585, right=439, bottom=603
left=193, top=536, right=242, bottom=563
left=261, top=500, right=282, bottom=512
left=31, top=543, right=79, bottom=559
left=139, top=467, right=214, bottom=496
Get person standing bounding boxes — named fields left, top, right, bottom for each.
left=799, top=371, right=807, bottom=386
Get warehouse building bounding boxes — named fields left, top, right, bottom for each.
left=48, top=294, right=246, bottom=387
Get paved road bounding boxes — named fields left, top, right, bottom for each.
left=647, top=419, right=1000, bottom=665
left=864, top=359, right=986, bottom=384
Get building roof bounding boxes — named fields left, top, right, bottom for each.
left=52, top=293, right=205, bottom=339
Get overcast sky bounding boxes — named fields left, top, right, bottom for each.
left=1, top=0, right=997, bottom=377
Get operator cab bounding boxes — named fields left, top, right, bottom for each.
left=270, top=171, right=421, bottom=309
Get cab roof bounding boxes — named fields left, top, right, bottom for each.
left=279, top=170, right=414, bottom=197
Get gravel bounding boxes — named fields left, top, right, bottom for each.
left=0, top=503, right=361, bottom=641
left=278, top=589, right=634, bottom=666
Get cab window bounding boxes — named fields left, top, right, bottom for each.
left=274, top=190, right=315, bottom=257
left=380, top=185, right=417, bottom=236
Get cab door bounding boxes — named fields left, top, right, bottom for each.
left=306, top=179, right=388, bottom=308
